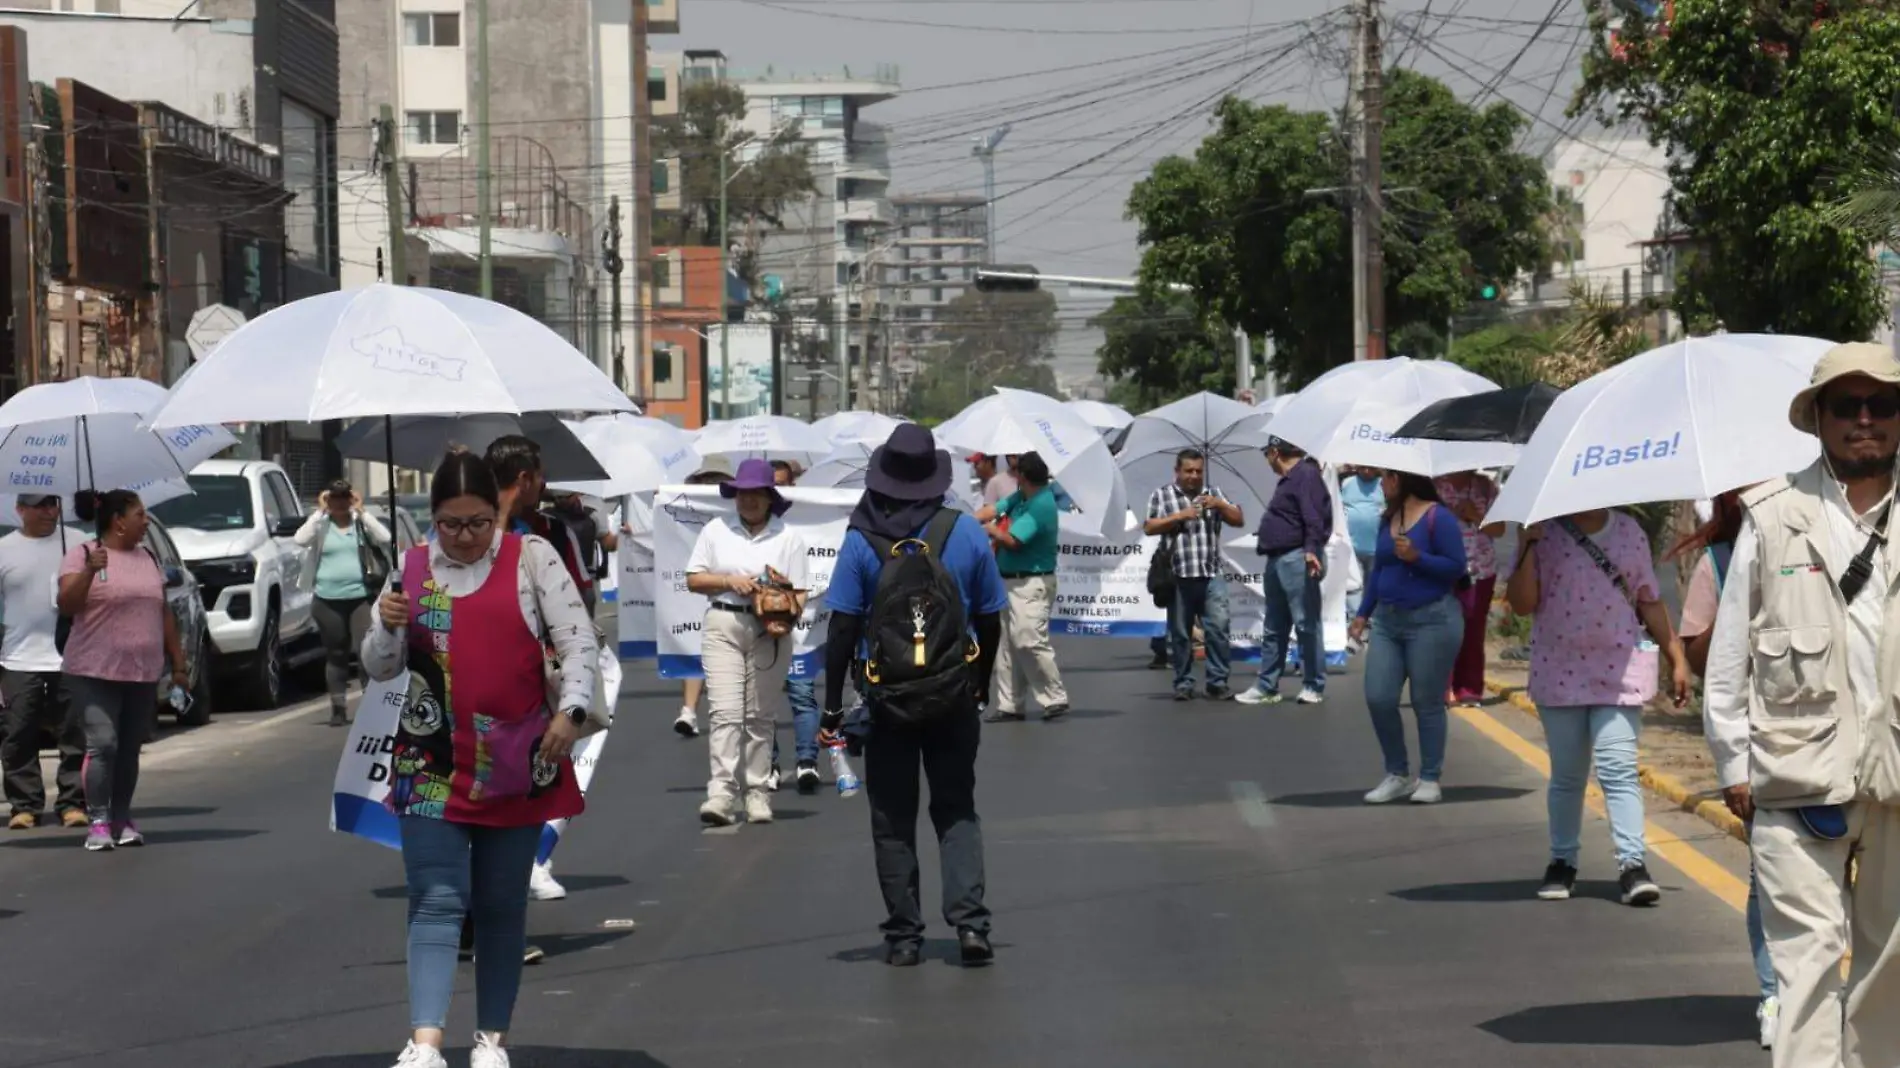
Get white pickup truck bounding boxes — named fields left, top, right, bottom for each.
left=148, top=459, right=320, bottom=709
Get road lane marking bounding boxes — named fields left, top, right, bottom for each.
left=1452, top=704, right=1748, bottom=914
left=1228, top=780, right=1276, bottom=829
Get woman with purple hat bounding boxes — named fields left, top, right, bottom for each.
left=684, top=458, right=810, bottom=827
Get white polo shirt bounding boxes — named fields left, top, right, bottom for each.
left=686, top=515, right=811, bottom=607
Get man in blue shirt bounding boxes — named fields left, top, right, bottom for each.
left=821, top=424, right=1005, bottom=968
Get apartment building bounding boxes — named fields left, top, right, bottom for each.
left=883, top=193, right=985, bottom=393
left=334, top=0, right=682, bottom=381
left=736, top=65, right=898, bottom=412
left=1542, top=131, right=1671, bottom=304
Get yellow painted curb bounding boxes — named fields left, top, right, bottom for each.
left=1483, top=673, right=1747, bottom=845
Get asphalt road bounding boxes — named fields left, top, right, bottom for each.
left=0, top=638, right=1762, bottom=1068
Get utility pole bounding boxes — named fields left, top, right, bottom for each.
left=1233, top=326, right=1251, bottom=398
left=475, top=0, right=492, bottom=298
left=630, top=0, right=652, bottom=405
left=717, top=150, right=730, bottom=419
left=604, top=195, right=624, bottom=388
left=379, top=105, right=407, bottom=285
left=972, top=124, right=1011, bottom=263
left=833, top=296, right=849, bottom=414
left=1348, top=0, right=1386, bottom=360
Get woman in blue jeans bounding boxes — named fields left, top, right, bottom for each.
left=1348, top=471, right=1467, bottom=806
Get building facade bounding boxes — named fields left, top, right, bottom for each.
left=1542, top=131, right=1672, bottom=305
left=883, top=192, right=984, bottom=397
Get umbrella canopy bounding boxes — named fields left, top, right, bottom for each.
left=0, top=378, right=234, bottom=498
left=693, top=414, right=830, bottom=465
left=1066, top=398, right=1135, bottom=433
left=802, top=441, right=974, bottom=499
left=548, top=414, right=700, bottom=498
left=1394, top=382, right=1563, bottom=444
left=1267, top=358, right=1498, bottom=456
left=809, top=411, right=907, bottom=447
left=334, top=412, right=609, bottom=482
left=1486, top=333, right=1835, bottom=526
left=1256, top=392, right=1298, bottom=417
left=146, top=285, right=635, bottom=428
left=1118, top=391, right=1279, bottom=530
left=1307, top=399, right=1521, bottom=476
left=936, top=387, right=1129, bottom=537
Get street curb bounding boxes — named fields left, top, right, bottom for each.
left=1481, top=673, right=1747, bottom=844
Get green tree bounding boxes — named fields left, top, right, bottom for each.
left=652, top=81, right=816, bottom=250
left=1091, top=292, right=1232, bottom=407
left=1123, top=69, right=1552, bottom=387
left=904, top=289, right=1060, bottom=421
left=1577, top=0, right=1900, bottom=339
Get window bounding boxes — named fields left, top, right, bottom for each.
left=282, top=99, right=332, bottom=268
left=267, top=472, right=304, bottom=522
left=152, top=476, right=253, bottom=531
left=402, top=12, right=461, bottom=46
left=406, top=110, right=461, bottom=146
left=651, top=160, right=670, bottom=194
left=652, top=256, right=672, bottom=290
left=647, top=75, right=668, bottom=103
left=651, top=343, right=686, bottom=401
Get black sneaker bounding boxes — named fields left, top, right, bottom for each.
left=1147, top=652, right=1168, bottom=670
left=1619, top=863, right=1661, bottom=906
left=1173, top=688, right=1194, bottom=702
left=1536, top=860, right=1577, bottom=901
left=795, top=760, right=820, bottom=794
left=1205, top=685, right=1233, bottom=701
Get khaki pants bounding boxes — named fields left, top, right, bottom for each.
left=701, top=607, right=790, bottom=803
left=993, top=574, right=1067, bottom=714
left=1755, top=802, right=1900, bottom=1067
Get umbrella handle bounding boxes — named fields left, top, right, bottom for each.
left=384, top=414, right=401, bottom=551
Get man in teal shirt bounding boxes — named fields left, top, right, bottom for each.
left=983, top=452, right=1070, bottom=722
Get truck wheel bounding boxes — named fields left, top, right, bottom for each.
left=243, top=609, right=282, bottom=709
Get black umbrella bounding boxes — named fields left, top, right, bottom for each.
left=335, top=412, right=610, bottom=482
left=1393, top=382, right=1562, bottom=444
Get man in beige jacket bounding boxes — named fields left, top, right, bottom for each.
left=1705, top=342, right=1900, bottom=1066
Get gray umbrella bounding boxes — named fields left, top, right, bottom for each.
left=335, top=412, right=609, bottom=482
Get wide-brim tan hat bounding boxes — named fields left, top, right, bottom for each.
left=1789, top=341, right=1900, bottom=434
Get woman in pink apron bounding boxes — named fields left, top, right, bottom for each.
left=361, top=450, right=602, bottom=1068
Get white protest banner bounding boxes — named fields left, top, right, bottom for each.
left=651, top=484, right=859, bottom=679
left=616, top=538, right=657, bottom=658
left=1051, top=531, right=1164, bottom=639
left=331, top=646, right=624, bottom=855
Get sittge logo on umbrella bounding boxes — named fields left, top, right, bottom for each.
left=1571, top=431, right=1682, bottom=476
left=351, top=327, right=467, bottom=381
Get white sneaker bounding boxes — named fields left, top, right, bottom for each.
left=390, top=1041, right=447, bottom=1068
left=1409, top=780, right=1443, bottom=804
left=766, top=763, right=783, bottom=792
left=745, top=793, right=774, bottom=824
left=471, top=1032, right=510, bottom=1068
left=1363, top=775, right=1418, bottom=804
left=1758, top=996, right=1779, bottom=1049
left=673, top=706, right=700, bottom=737
left=1234, top=687, right=1282, bottom=706
left=699, top=796, right=737, bottom=827
left=529, top=861, right=566, bottom=901
left=1296, top=688, right=1324, bottom=705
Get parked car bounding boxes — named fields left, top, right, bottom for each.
left=149, top=460, right=320, bottom=710
left=0, top=517, right=213, bottom=726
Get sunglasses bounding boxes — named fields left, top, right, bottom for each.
left=1824, top=391, right=1900, bottom=422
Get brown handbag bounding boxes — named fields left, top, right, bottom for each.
left=752, top=567, right=799, bottom=637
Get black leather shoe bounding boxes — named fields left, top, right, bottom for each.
left=886, top=944, right=921, bottom=967
left=958, top=929, right=994, bottom=967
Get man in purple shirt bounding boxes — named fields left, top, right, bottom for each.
left=1237, top=438, right=1333, bottom=705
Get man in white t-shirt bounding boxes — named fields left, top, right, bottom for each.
left=0, top=495, right=85, bottom=829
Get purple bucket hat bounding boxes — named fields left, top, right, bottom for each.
left=719, top=458, right=791, bottom=516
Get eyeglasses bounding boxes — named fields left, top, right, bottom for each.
left=434, top=516, right=496, bottom=537
left=1825, top=391, right=1900, bottom=422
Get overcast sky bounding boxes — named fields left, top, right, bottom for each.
left=682, top=0, right=1601, bottom=386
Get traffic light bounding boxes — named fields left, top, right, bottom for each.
left=973, top=265, right=1043, bottom=293
left=1478, top=283, right=1500, bottom=301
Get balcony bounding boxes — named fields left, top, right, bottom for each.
left=839, top=198, right=888, bottom=224
left=647, top=0, right=679, bottom=35
left=408, top=136, right=589, bottom=264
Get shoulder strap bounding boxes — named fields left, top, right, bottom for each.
left=1838, top=497, right=1893, bottom=605
left=1707, top=542, right=1733, bottom=591
left=922, top=508, right=959, bottom=556
left=1554, top=516, right=1634, bottom=604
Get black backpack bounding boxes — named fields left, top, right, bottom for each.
left=862, top=509, right=976, bottom=726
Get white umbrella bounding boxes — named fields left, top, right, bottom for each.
left=810, top=410, right=906, bottom=446
left=1256, top=392, right=1298, bottom=418
left=1267, top=358, right=1497, bottom=456
left=802, top=441, right=974, bottom=500
left=692, top=414, right=830, bottom=466
left=1308, top=399, right=1521, bottom=476
left=1118, top=391, right=1280, bottom=530
left=1066, top=398, right=1135, bottom=433
left=1485, top=333, right=1835, bottom=526
left=0, top=378, right=235, bottom=499
left=549, top=414, right=701, bottom=498
left=936, top=387, right=1129, bottom=537
left=145, top=285, right=635, bottom=427
left=1118, top=443, right=1278, bottom=540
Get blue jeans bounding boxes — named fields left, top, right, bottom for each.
left=775, top=677, right=820, bottom=764
left=1255, top=551, right=1326, bottom=694
left=1364, top=596, right=1464, bottom=781
left=400, top=817, right=542, bottom=1032
left=1746, top=854, right=1777, bottom=998
left=1169, top=576, right=1231, bottom=694
left=1542, top=704, right=1646, bottom=869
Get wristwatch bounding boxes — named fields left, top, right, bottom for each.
left=820, top=708, right=845, bottom=732
left=563, top=706, right=588, bottom=727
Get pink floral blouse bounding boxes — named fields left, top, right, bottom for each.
left=1527, top=511, right=1660, bottom=709
left=1434, top=474, right=1499, bottom=580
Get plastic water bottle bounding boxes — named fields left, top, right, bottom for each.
left=828, top=740, right=860, bottom=797
left=167, top=685, right=189, bottom=712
